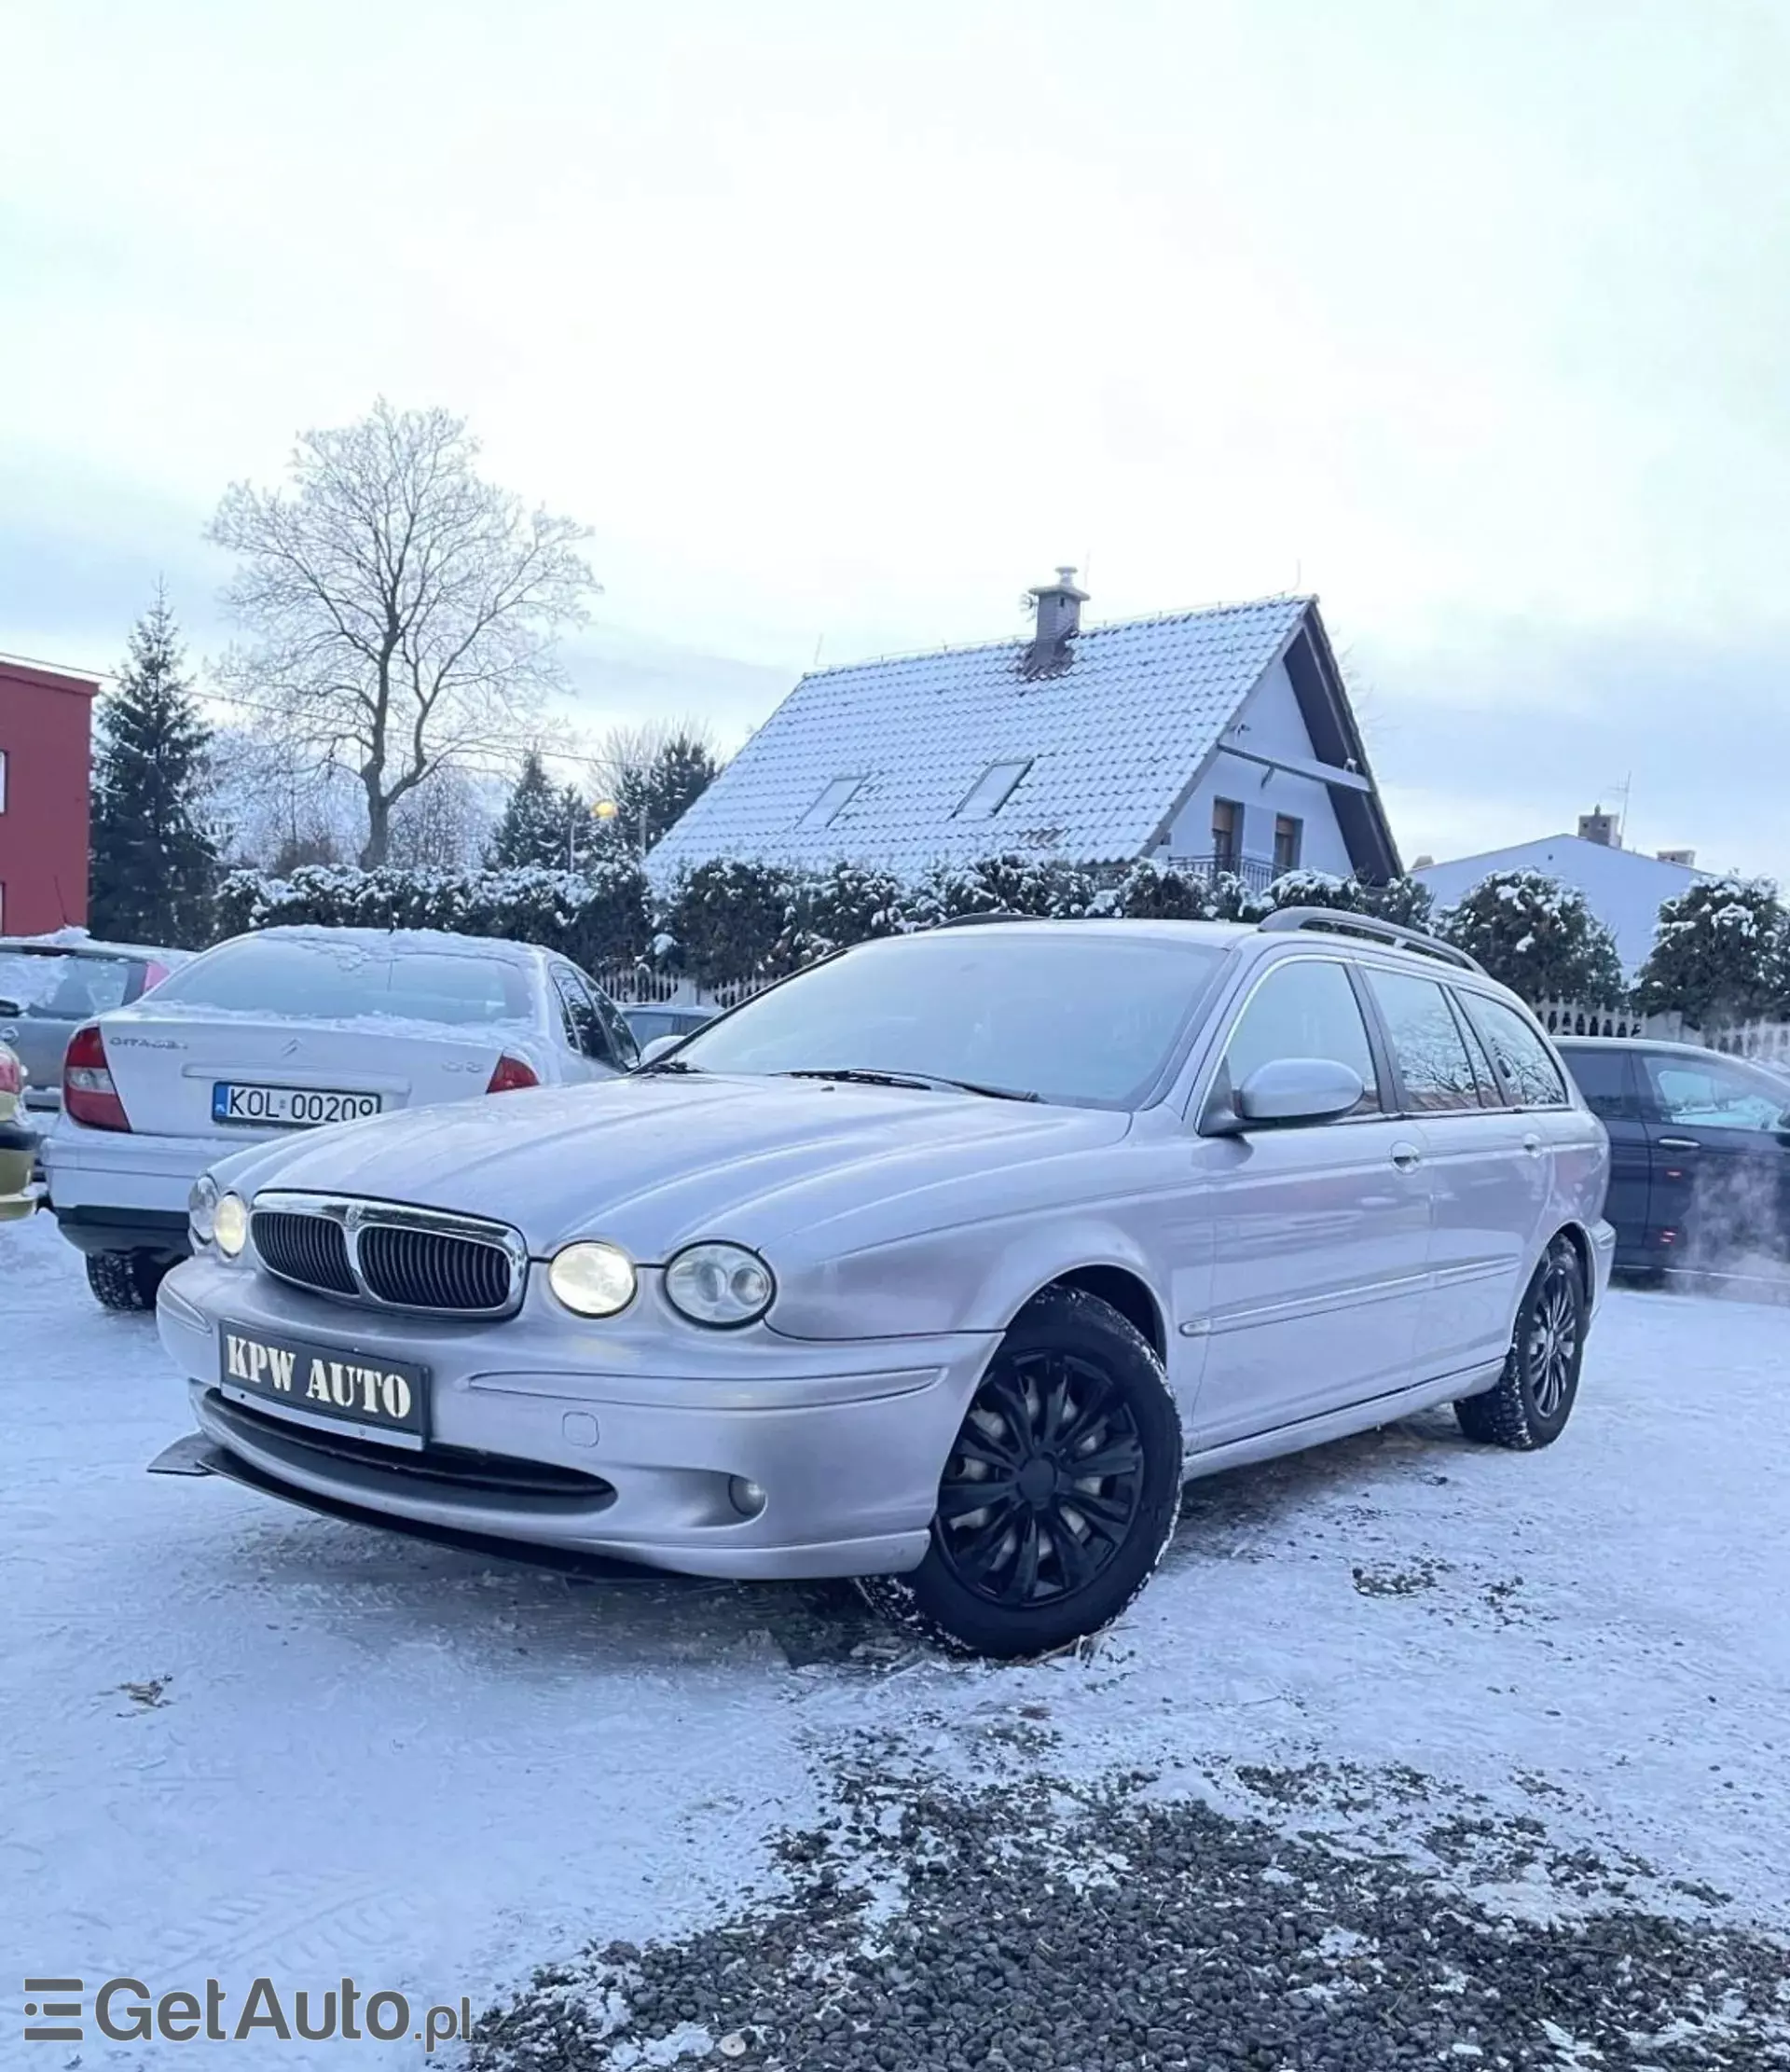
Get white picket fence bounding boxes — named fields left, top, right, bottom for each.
left=592, top=962, right=764, bottom=1015
left=1536, top=1001, right=1790, bottom=1065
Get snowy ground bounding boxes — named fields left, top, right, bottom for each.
left=3, top=1208, right=1786, bottom=2067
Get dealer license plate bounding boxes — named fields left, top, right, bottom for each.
left=217, top=1324, right=428, bottom=1447
left=213, top=1083, right=383, bottom=1128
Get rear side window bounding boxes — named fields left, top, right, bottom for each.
left=1470, top=997, right=1570, bottom=1108
left=551, top=968, right=617, bottom=1063
left=1363, top=969, right=1485, bottom=1112
left=1216, top=960, right=1380, bottom=1114
left=1562, top=1046, right=1637, bottom=1122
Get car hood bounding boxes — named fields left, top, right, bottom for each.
left=214, top=1073, right=1132, bottom=1256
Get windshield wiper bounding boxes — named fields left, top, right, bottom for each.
left=778, top=1068, right=1040, bottom=1102
left=636, top=1057, right=709, bottom=1075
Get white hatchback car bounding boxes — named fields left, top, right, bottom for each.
left=48, top=926, right=637, bottom=1309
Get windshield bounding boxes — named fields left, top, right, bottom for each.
left=672, top=931, right=1227, bottom=1107
left=149, top=937, right=533, bottom=1027
left=0, top=950, right=135, bottom=1020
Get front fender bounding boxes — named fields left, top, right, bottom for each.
left=766, top=1212, right=1169, bottom=1341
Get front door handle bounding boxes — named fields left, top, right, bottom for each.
left=1390, top=1142, right=1424, bottom=1173
left=1657, top=1136, right=1700, bottom=1151
left=1522, top=1133, right=1543, bottom=1156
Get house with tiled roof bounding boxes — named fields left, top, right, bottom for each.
left=647, top=573, right=1400, bottom=891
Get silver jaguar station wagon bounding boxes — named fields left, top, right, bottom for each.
left=154, top=910, right=1613, bottom=1657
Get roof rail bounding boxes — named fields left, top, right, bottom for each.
left=933, top=910, right=1040, bottom=929
left=1257, top=906, right=1484, bottom=975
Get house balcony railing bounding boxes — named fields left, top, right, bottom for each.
left=1164, top=852, right=1281, bottom=893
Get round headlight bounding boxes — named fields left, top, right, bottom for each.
left=188, top=1173, right=219, bottom=1246
left=664, top=1242, right=776, bottom=1328
left=213, top=1192, right=250, bottom=1259
left=547, top=1241, right=638, bottom=1318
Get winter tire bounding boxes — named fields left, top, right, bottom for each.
left=861, top=1286, right=1183, bottom=1659
left=85, top=1249, right=172, bottom=1313
left=1455, top=1235, right=1586, bottom=1450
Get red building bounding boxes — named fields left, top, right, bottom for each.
left=0, top=656, right=99, bottom=934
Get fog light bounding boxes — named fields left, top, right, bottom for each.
left=728, top=1476, right=766, bottom=1518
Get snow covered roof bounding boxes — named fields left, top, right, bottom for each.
left=650, top=594, right=1389, bottom=883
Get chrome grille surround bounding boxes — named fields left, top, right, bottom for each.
left=248, top=1191, right=528, bottom=1318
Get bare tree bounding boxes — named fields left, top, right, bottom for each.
left=209, top=400, right=599, bottom=866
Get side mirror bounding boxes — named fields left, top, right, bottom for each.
left=0, top=1000, right=21, bottom=1020
left=1207, top=1057, right=1365, bottom=1136
left=637, top=1034, right=683, bottom=1068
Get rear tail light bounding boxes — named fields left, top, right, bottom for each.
left=64, top=1024, right=132, bottom=1132
left=487, top=1054, right=540, bottom=1094
left=0, top=1051, right=20, bottom=1098
left=141, top=960, right=172, bottom=992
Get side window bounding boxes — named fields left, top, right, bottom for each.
left=551, top=968, right=615, bottom=1064
left=1450, top=993, right=1505, bottom=1106
left=1470, top=997, right=1569, bottom=1108
left=1363, top=969, right=1485, bottom=1112
left=592, top=986, right=640, bottom=1071
left=1562, top=1046, right=1637, bottom=1122
left=1215, top=960, right=1379, bottom=1116
left=1643, top=1054, right=1789, bottom=1136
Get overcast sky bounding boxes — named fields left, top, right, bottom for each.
left=4, top=0, right=1786, bottom=873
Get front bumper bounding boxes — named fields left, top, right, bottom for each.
left=156, top=1252, right=998, bottom=1581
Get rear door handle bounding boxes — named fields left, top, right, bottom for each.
left=1390, top=1142, right=1423, bottom=1173
left=1657, top=1136, right=1700, bottom=1151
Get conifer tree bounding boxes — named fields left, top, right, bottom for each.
left=90, top=587, right=217, bottom=944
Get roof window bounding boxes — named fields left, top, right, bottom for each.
left=954, top=759, right=1032, bottom=820
left=796, top=775, right=866, bottom=829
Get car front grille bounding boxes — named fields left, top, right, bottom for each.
left=253, top=1210, right=356, bottom=1295
left=357, top=1222, right=512, bottom=1312
left=248, top=1193, right=525, bottom=1317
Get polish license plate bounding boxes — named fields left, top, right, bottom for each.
left=217, top=1323, right=428, bottom=1446
left=213, top=1082, right=383, bottom=1128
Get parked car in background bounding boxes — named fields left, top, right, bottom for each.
left=0, top=934, right=188, bottom=1114
left=48, top=926, right=638, bottom=1311
left=152, top=910, right=1611, bottom=1659
left=0, top=1038, right=38, bottom=1221
left=1558, top=1037, right=1790, bottom=1278
left=622, top=1003, right=713, bottom=1052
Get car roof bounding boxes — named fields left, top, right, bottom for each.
left=918, top=916, right=1249, bottom=949
left=0, top=933, right=191, bottom=962
left=1555, top=1035, right=1790, bottom=1075
left=241, top=925, right=545, bottom=965
left=1556, top=1035, right=1719, bottom=1055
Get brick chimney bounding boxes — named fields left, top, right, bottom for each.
left=1577, top=808, right=1619, bottom=849
left=1022, top=567, right=1089, bottom=678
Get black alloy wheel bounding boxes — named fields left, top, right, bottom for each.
left=861, top=1287, right=1183, bottom=1658
left=1456, top=1235, right=1588, bottom=1450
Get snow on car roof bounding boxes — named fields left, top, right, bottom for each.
left=248, top=924, right=548, bottom=963
left=0, top=931, right=192, bottom=962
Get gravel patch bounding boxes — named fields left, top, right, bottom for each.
left=468, top=1748, right=1790, bottom=2072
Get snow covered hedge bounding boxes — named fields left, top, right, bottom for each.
left=211, top=855, right=1439, bottom=992
left=1634, top=877, right=1789, bottom=1027
left=213, top=862, right=653, bottom=970
left=1436, top=870, right=1627, bottom=1010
